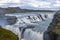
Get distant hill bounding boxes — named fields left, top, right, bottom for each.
left=0, top=7, right=56, bottom=13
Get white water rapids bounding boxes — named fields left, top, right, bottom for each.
left=0, top=12, right=56, bottom=40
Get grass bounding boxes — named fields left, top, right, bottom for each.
left=0, top=27, right=18, bottom=40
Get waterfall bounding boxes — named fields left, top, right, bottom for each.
left=24, top=29, right=44, bottom=40
left=1, top=12, right=55, bottom=40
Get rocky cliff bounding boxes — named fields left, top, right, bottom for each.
left=47, top=10, right=60, bottom=40
left=6, top=16, right=17, bottom=25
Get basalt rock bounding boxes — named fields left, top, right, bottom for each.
left=47, top=10, right=60, bottom=40
left=7, top=16, right=17, bottom=25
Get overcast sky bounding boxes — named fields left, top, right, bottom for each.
left=0, top=0, right=60, bottom=10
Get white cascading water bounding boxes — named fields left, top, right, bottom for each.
left=1, top=12, right=55, bottom=40
left=24, top=29, right=44, bottom=40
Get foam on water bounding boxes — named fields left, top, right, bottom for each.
left=1, top=12, right=56, bottom=40
left=24, top=29, right=43, bottom=40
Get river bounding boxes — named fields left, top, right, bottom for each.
left=1, top=12, right=56, bottom=40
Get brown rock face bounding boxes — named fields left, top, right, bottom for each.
left=47, top=10, right=60, bottom=40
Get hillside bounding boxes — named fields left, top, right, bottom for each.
left=0, top=7, right=55, bottom=13
left=0, top=27, right=18, bottom=40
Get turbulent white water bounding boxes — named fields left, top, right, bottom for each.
left=1, top=12, right=56, bottom=40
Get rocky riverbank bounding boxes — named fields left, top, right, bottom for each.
left=47, top=10, right=60, bottom=40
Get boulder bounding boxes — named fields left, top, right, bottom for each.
left=7, top=16, right=17, bottom=25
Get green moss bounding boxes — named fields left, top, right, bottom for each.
left=0, top=27, right=18, bottom=40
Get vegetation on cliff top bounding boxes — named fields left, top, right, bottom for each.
left=0, top=27, right=18, bottom=40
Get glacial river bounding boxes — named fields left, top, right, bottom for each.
left=1, top=12, right=56, bottom=40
